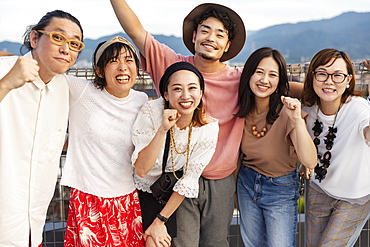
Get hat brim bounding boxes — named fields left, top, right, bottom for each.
left=182, top=3, right=246, bottom=62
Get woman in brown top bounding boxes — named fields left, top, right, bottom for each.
left=235, top=47, right=317, bottom=247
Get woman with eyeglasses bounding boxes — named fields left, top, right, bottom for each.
left=301, top=48, right=370, bottom=246
left=0, top=10, right=83, bottom=247
left=61, top=36, right=147, bottom=246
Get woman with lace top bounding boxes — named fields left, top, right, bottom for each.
left=301, top=49, right=370, bottom=246
left=61, top=36, right=147, bottom=246
left=131, top=61, right=219, bottom=247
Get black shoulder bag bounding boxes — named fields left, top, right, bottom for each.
left=150, top=131, right=183, bottom=204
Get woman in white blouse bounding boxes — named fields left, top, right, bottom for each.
left=131, top=62, right=219, bottom=247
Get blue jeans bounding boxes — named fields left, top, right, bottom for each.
left=237, top=166, right=299, bottom=247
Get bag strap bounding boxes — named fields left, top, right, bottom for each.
left=161, top=130, right=171, bottom=173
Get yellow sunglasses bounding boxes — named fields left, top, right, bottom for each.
left=37, top=30, right=85, bottom=52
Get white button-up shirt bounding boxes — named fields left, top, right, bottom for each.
left=0, top=52, right=69, bottom=247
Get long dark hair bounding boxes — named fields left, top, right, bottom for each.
left=301, top=48, right=363, bottom=107
left=235, top=47, right=289, bottom=124
left=21, top=10, right=83, bottom=54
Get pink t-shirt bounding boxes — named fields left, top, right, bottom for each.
left=141, top=32, right=244, bottom=179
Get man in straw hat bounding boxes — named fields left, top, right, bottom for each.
left=110, top=1, right=245, bottom=246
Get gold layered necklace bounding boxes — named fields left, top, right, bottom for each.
left=169, top=123, right=193, bottom=180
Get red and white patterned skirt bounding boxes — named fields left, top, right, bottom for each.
left=64, top=188, right=144, bottom=247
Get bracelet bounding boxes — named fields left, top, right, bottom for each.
left=156, top=213, right=168, bottom=223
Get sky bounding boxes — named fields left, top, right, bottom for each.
left=1, top=0, right=370, bottom=43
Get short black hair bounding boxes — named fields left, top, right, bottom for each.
left=21, top=10, right=83, bottom=54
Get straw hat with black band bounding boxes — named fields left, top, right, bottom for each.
left=182, top=3, right=246, bottom=62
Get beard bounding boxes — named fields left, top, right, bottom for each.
left=196, top=51, right=218, bottom=61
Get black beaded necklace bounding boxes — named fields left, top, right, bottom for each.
left=312, top=106, right=340, bottom=182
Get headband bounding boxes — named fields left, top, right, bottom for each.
left=95, top=36, right=137, bottom=63
left=159, top=61, right=204, bottom=97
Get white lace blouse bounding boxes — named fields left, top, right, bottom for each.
left=132, top=98, right=219, bottom=198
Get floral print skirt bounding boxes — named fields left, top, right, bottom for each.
left=64, top=188, right=144, bottom=247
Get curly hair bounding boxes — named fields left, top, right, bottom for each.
left=193, top=6, right=236, bottom=41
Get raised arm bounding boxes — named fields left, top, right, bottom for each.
left=0, top=56, right=39, bottom=102
left=281, top=96, right=317, bottom=169
left=110, top=0, right=147, bottom=56
left=134, top=109, right=180, bottom=177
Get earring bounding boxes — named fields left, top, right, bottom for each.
left=346, top=84, right=350, bottom=88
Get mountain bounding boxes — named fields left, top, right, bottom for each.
left=1, top=11, right=369, bottom=65
left=0, top=33, right=192, bottom=67
left=235, top=11, right=370, bottom=63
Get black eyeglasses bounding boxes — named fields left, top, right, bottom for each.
left=313, top=71, right=349, bottom=83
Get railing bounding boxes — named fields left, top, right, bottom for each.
left=42, top=64, right=370, bottom=246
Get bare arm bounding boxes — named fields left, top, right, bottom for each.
left=281, top=96, right=317, bottom=169
left=134, top=109, right=180, bottom=177
left=110, top=0, right=147, bottom=56
left=0, top=56, right=39, bottom=102
left=144, top=192, right=185, bottom=247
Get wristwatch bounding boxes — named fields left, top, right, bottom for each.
left=156, top=213, right=168, bottom=223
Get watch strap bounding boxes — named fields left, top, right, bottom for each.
left=156, top=213, right=168, bottom=223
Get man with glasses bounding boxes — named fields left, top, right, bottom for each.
left=0, top=10, right=84, bottom=247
